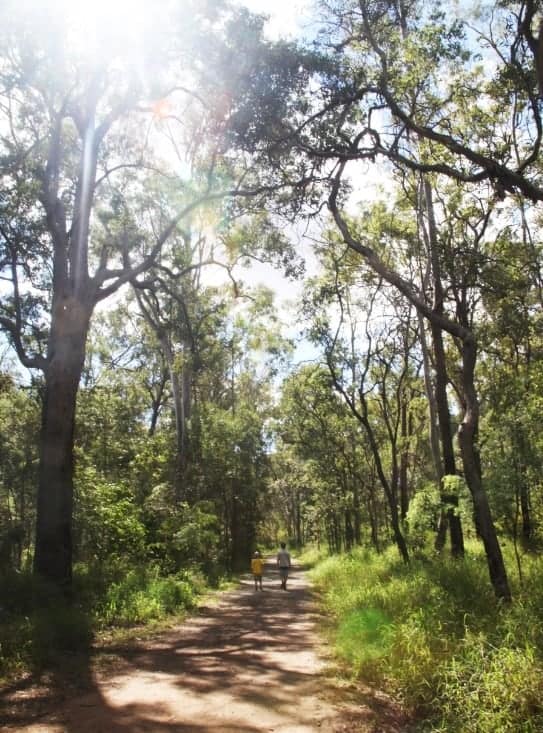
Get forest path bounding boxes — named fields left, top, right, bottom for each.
left=1, top=560, right=406, bottom=732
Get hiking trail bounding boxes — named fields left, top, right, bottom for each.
left=1, top=559, right=407, bottom=732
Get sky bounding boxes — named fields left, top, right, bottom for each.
left=240, top=0, right=314, bottom=41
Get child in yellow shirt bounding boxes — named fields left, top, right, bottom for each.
left=251, top=551, right=264, bottom=590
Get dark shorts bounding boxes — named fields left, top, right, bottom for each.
left=279, top=567, right=289, bottom=579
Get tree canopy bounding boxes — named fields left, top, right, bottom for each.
left=1, top=0, right=543, bottom=609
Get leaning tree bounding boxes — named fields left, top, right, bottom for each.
left=211, top=0, right=543, bottom=601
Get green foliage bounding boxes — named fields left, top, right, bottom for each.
left=198, top=399, right=271, bottom=569
left=310, top=545, right=543, bottom=731
left=405, top=482, right=441, bottom=545
left=0, top=564, right=202, bottom=680
left=97, top=567, right=197, bottom=626
left=143, top=490, right=221, bottom=575
left=406, top=478, right=475, bottom=548
left=296, top=544, right=329, bottom=569
left=74, top=466, right=146, bottom=565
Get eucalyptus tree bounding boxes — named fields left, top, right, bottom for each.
left=278, top=364, right=381, bottom=553
left=131, top=221, right=213, bottom=502
left=478, top=217, right=543, bottom=551
left=133, top=222, right=295, bottom=504
left=302, top=254, right=425, bottom=562
left=0, top=0, right=282, bottom=586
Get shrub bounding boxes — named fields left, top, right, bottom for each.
left=99, top=567, right=197, bottom=626
left=0, top=564, right=203, bottom=680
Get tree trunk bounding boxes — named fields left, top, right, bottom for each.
left=514, top=426, right=533, bottom=546
left=399, top=400, right=410, bottom=520
left=295, top=488, right=302, bottom=547
left=170, top=365, right=186, bottom=500
left=367, top=495, right=379, bottom=551
left=459, top=337, right=511, bottom=602
left=431, top=317, right=464, bottom=557
left=362, top=414, right=409, bottom=563
left=520, top=479, right=532, bottom=545
left=424, top=179, right=464, bottom=557
left=345, top=510, right=354, bottom=550
left=34, top=296, right=92, bottom=586
left=353, top=482, right=362, bottom=545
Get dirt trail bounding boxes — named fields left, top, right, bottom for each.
left=1, top=560, right=407, bottom=732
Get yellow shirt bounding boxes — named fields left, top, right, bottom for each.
left=251, top=557, right=264, bottom=575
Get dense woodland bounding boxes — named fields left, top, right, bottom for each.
left=2, top=0, right=543, bottom=728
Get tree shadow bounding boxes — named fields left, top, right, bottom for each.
left=1, top=562, right=337, bottom=732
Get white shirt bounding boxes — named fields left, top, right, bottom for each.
left=277, top=549, right=291, bottom=568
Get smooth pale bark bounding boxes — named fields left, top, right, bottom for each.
left=399, top=400, right=410, bottom=520
left=423, top=180, right=464, bottom=557
left=418, top=313, right=442, bottom=479
left=134, top=289, right=194, bottom=502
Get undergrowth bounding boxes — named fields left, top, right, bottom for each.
left=310, top=543, right=543, bottom=732
left=0, top=563, right=217, bottom=681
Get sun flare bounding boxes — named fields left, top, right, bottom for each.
left=61, top=0, right=149, bottom=60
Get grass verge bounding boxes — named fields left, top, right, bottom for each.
left=0, top=563, right=229, bottom=683
left=309, top=543, right=543, bottom=732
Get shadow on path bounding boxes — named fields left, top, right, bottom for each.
left=1, top=561, right=408, bottom=732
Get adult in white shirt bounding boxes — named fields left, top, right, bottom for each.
left=276, top=542, right=291, bottom=590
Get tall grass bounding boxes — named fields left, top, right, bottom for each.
left=0, top=564, right=205, bottom=681
left=310, top=543, right=543, bottom=732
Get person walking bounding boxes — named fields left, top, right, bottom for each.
left=276, top=542, right=291, bottom=590
left=251, top=550, right=264, bottom=590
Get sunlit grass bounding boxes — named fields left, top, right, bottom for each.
left=310, top=542, right=543, bottom=731
left=296, top=544, right=329, bottom=568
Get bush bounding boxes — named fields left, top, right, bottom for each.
left=98, top=567, right=198, bottom=626
left=0, top=564, right=203, bottom=681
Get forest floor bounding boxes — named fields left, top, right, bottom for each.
left=1, top=559, right=409, bottom=733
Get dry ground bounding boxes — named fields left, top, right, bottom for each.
left=1, top=560, right=409, bottom=732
